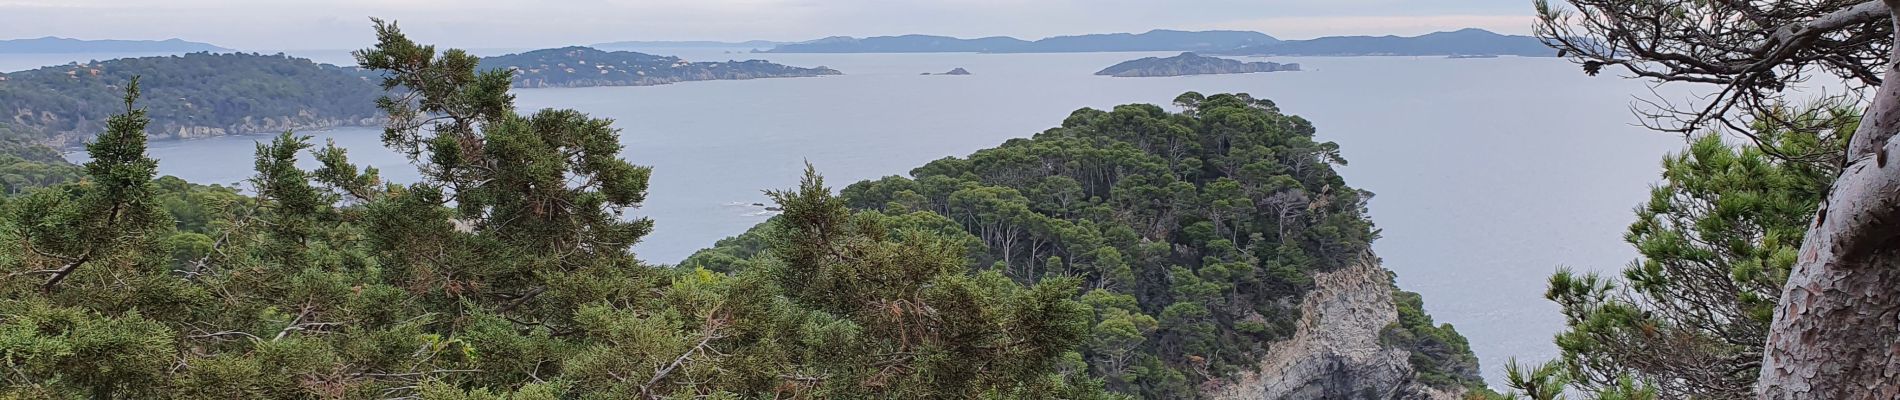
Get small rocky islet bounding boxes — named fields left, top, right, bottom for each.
left=921, top=67, right=972, bottom=75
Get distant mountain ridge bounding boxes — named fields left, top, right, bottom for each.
left=593, top=40, right=789, bottom=49
left=478, top=46, right=840, bottom=88
left=763, top=29, right=1280, bottom=53
left=1225, top=28, right=1554, bottom=57
left=0, top=37, right=230, bottom=53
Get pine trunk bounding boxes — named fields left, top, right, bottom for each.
left=1758, top=6, right=1900, bottom=396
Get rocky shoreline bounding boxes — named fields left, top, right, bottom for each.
left=40, top=116, right=382, bottom=149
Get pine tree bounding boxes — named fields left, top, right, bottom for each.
left=1540, top=105, right=1853, bottom=398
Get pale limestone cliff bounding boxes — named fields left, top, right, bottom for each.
left=1204, top=257, right=1463, bottom=400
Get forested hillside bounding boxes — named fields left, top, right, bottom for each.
left=0, top=52, right=381, bottom=147
left=686, top=92, right=1486, bottom=398
left=0, top=124, right=78, bottom=194
left=479, top=47, right=840, bottom=88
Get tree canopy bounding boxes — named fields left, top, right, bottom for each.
left=688, top=92, right=1487, bottom=398
left=0, top=20, right=1113, bottom=399
left=1520, top=105, right=1854, bottom=399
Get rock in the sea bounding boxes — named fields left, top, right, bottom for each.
left=1202, top=256, right=1465, bottom=400
left=1095, top=52, right=1297, bottom=77
left=924, top=67, right=972, bottom=75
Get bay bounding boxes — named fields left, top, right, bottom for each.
left=58, top=50, right=1700, bottom=387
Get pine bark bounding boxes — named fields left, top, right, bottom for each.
left=1758, top=4, right=1900, bottom=396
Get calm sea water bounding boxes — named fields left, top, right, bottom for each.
left=39, top=49, right=1705, bottom=386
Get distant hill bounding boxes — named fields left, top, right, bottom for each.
left=593, top=40, right=788, bottom=49
left=1095, top=52, right=1299, bottom=77
left=0, top=37, right=230, bottom=53
left=767, top=35, right=1030, bottom=53
left=1226, top=29, right=1554, bottom=57
left=763, top=29, right=1278, bottom=53
left=1026, top=30, right=1279, bottom=53
left=0, top=53, right=380, bottom=147
left=479, top=46, right=840, bottom=88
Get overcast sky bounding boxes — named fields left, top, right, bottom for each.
left=0, top=0, right=1539, bottom=51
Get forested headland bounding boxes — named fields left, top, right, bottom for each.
left=0, top=52, right=382, bottom=148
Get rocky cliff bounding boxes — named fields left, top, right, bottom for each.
left=1204, top=256, right=1466, bottom=400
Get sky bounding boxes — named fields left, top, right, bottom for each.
left=0, top=0, right=1540, bottom=51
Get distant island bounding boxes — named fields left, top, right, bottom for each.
left=479, top=47, right=840, bottom=88
left=0, top=46, right=842, bottom=148
left=0, top=52, right=379, bottom=148
left=1095, top=52, right=1298, bottom=77
left=1224, top=28, right=1553, bottom=57
left=0, top=37, right=230, bottom=53
left=922, top=67, right=971, bottom=75
left=593, top=40, right=788, bottom=49
left=762, top=30, right=1279, bottom=53
left=748, top=28, right=1552, bottom=57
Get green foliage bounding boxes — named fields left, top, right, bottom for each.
left=689, top=91, right=1480, bottom=398
left=1542, top=104, right=1851, bottom=398
left=1383, top=287, right=1484, bottom=391
left=0, top=53, right=379, bottom=147
left=0, top=125, right=80, bottom=193
left=0, top=21, right=1118, bottom=399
